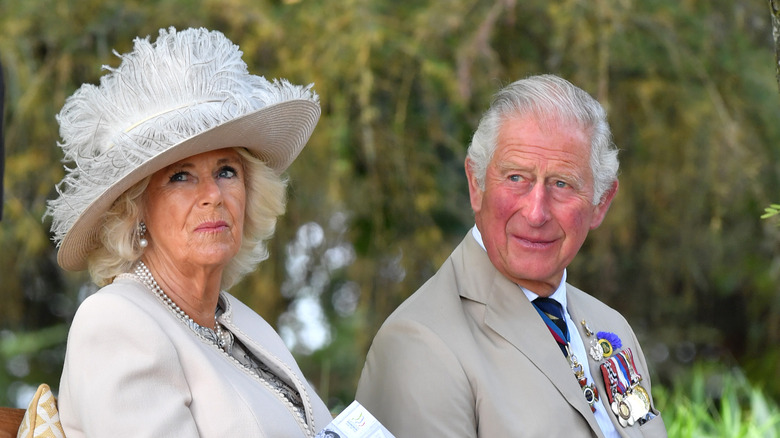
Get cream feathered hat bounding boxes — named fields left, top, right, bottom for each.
left=46, top=27, right=320, bottom=271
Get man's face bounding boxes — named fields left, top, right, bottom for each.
left=467, top=114, right=617, bottom=296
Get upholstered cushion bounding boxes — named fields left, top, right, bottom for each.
left=16, top=384, right=64, bottom=438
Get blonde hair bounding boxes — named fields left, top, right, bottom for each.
left=87, top=147, right=287, bottom=288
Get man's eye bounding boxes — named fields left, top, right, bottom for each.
left=509, top=175, right=521, bottom=182
left=554, top=180, right=568, bottom=188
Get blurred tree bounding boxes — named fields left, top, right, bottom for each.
left=769, top=0, right=780, bottom=91
left=1, top=57, right=5, bottom=220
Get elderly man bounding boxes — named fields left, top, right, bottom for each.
left=356, top=75, right=667, bottom=437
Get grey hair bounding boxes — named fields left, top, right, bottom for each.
left=466, top=74, right=619, bottom=204
left=87, top=147, right=287, bottom=288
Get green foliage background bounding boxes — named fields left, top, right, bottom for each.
left=1, top=0, right=779, bottom=424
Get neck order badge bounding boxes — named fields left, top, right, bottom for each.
left=532, top=298, right=600, bottom=412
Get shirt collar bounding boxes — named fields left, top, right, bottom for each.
left=470, top=225, right=568, bottom=306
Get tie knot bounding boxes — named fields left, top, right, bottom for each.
left=534, top=297, right=563, bottom=317
left=533, top=297, right=568, bottom=338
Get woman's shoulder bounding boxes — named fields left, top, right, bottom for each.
left=70, top=275, right=162, bottom=332
left=78, top=275, right=148, bottom=306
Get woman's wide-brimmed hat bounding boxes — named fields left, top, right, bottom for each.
left=45, top=27, right=320, bottom=271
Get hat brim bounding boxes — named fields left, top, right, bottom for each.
left=56, top=99, right=320, bottom=271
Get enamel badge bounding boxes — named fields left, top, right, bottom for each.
left=589, top=331, right=622, bottom=361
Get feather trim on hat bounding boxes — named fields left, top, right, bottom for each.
left=45, top=27, right=317, bottom=247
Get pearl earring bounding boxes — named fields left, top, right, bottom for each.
left=138, top=221, right=148, bottom=248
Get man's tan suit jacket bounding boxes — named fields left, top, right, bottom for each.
left=356, top=233, right=667, bottom=437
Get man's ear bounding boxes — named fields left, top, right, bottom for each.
left=590, top=180, right=619, bottom=229
left=465, top=158, right=484, bottom=214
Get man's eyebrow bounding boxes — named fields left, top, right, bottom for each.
left=545, top=169, right=587, bottom=188
left=495, top=161, right=534, bottom=173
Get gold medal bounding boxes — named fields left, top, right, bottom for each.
left=633, top=385, right=650, bottom=409
left=611, top=393, right=630, bottom=427
left=625, top=391, right=649, bottom=425
left=612, top=387, right=651, bottom=427
left=597, top=338, right=613, bottom=357
left=618, top=399, right=632, bottom=420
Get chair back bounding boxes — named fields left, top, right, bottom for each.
left=0, top=406, right=25, bottom=438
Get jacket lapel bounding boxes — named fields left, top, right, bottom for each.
left=457, top=235, right=605, bottom=436
left=217, top=293, right=317, bottom=436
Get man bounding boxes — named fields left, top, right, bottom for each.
left=356, top=75, right=667, bottom=437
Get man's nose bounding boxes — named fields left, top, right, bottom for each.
left=523, top=182, right=551, bottom=227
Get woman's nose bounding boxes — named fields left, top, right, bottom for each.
left=199, top=178, right=223, bottom=206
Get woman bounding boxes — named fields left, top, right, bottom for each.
left=45, top=27, right=333, bottom=437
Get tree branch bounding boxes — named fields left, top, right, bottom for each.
left=769, top=0, right=780, bottom=92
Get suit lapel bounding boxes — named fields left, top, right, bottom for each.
left=217, top=293, right=317, bottom=436
left=458, top=235, right=605, bottom=436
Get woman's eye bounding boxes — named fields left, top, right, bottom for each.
left=169, top=171, right=188, bottom=182
left=218, top=166, right=238, bottom=179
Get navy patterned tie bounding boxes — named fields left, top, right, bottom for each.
left=532, top=297, right=569, bottom=356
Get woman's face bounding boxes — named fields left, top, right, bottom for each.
left=142, top=148, right=246, bottom=272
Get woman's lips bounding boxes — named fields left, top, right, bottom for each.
left=195, top=221, right=229, bottom=232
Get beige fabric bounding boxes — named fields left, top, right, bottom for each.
left=16, top=384, right=65, bottom=438
left=356, top=233, right=667, bottom=438
left=58, top=277, right=332, bottom=437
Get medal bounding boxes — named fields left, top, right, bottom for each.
left=611, top=387, right=650, bottom=426
left=581, top=320, right=654, bottom=428
left=633, top=385, right=650, bottom=406
left=589, top=331, right=621, bottom=361
left=589, top=341, right=605, bottom=361
left=597, top=338, right=614, bottom=357
left=567, top=350, right=600, bottom=412
left=582, top=384, right=599, bottom=408
left=611, top=392, right=631, bottom=425
left=600, top=347, right=653, bottom=428
left=536, top=310, right=602, bottom=412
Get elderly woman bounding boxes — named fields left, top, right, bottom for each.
left=45, top=27, right=332, bottom=437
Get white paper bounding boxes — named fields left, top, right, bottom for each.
left=314, top=401, right=395, bottom=438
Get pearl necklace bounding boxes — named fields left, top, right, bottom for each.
left=134, top=261, right=234, bottom=353
left=129, top=262, right=313, bottom=434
